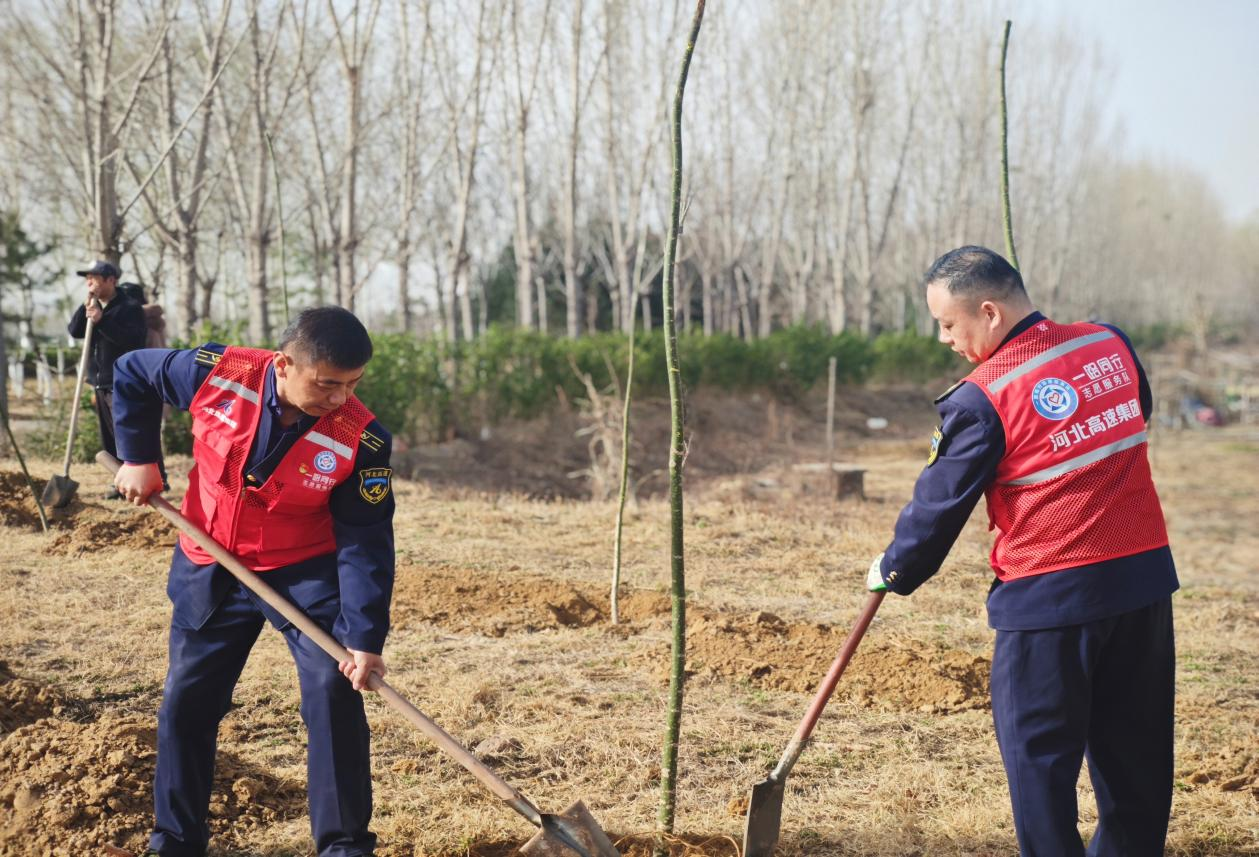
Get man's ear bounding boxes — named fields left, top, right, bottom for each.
left=273, top=351, right=289, bottom=378
left=980, top=299, right=1002, bottom=329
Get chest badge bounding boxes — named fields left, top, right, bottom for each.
left=358, top=467, right=392, bottom=504
left=1031, top=377, right=1079, bottom=421
left=313, top=450, right=338, bottom=473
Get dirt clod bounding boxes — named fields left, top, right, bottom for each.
left=0, top=472, right=48, bottom=531
left=472, top=735, right=524, bottom=762
left=44, top=513, right=174, bottom=556
left=0, top=667, right=306, bottom=857
left=0, top=662, right=78, bottom=734
left=1180, top=744, right=1259, bottom=800
left=393, top=565, right=990, bottom=713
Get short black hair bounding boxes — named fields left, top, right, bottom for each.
left=278, top=306, right=373, bottom=369
left=923, top=245, right=1026, bottom=305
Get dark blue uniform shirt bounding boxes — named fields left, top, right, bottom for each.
left=880, top=312, right=1178, bottom=630
left=112, top=343, right=395, bottom=653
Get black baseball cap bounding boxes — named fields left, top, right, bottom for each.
left=76, top=260, right=121, bottom=278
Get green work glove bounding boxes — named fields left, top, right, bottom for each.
left=866, top=553, right=888, bottom=592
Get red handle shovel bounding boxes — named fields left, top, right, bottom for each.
left=741, top=590, right=885, bottom=857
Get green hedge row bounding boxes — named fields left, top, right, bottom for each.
left=358, top=325, right=964, bottom=444
left=29, top=326, right=962, bottom=457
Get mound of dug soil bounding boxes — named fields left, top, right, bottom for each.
left=0, top=670, right=306, bottom=856
left=0, top=472, right=49, bottom=531
left=392, top=566, right=990, bottom=713
left=43, top=511, right=175, bottom=556
left=677, top=611, right=989, bottom=713
left=1182, top=743, right=1259, bottom=800
left=0, top=472, right=174, bottom=545
left=392, top=564, right=670, bottom=637
left=377, top=830, right=741, bottom=857
left=0, top=663, right=81, bottom=735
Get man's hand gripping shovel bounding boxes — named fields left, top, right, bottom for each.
left=98, top=452, right=620, bottom=857
left=741, top=590, right=885, bottom=857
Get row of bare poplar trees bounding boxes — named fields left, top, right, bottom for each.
left=1, top=0, right=1254, bottom=348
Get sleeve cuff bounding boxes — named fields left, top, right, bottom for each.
left=340, top=632, right=386, bottom=655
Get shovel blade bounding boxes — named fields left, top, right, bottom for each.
left=520, top=800, right=621, bottom=857
left=42, top=474, right=78, bottom=509
left=741, top=776, right=786, bottom=857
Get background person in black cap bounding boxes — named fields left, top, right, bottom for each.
left=67, top=259, right=148, bottom=498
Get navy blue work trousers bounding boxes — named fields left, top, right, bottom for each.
left=149, top=579, right=375, bottom=857
left=991, top=597, right=1175, bottom=857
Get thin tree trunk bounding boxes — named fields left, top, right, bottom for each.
left=563, top=0, right=584, bottom=338
left=506, top=0, right=549, bottom=329
left=511, top=122, right=534, bottom=328
left=337, top=66, right=360, bottom=307
left=535, top=274, right=548, bottom=333
left=656, top=3, right=705, bottom=852
left=999, top=20, right=1019, bottom=270
left=700, top=267, right=713, bottom=336
left=610, top=294, right=637, bottom=625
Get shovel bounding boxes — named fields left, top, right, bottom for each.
left=742, top=590, right=884, bottom=857
left=43, top=314, right=95, bottom=508
left=97, top=451, right=619, bottom=857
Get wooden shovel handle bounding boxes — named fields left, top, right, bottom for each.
left=770, top=589, right=884, bottom=780
left=95, top=451, right=538, bottom=814
left=62, top=318, right=94, bottom=478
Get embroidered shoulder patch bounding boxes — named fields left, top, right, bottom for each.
left=194, top=348, right=222, bottom=367
left=358, top=467, right=392, bottom=504
left=359, top=428, right=384, bottom=453
left=926, top=426, right=943, bottom=466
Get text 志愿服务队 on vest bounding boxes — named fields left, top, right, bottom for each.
left=966, top=320, right=1168, bottom=580
left=181, top=347, right=375, bottom=570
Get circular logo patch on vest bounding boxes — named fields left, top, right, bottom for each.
left=313, top=450, right=338, bottom=473
left=1031, top=378, right=1079, bottom=421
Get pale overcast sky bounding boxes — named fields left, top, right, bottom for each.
left=1001, top=0, right=1259, bottom=223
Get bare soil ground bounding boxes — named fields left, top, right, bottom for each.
left=0, top=391, right=1256, bottom=856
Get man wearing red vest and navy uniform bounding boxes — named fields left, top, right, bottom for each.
left=867, top=247, right=1177, bottom=856
left=111, top=307, right=394, bottom=857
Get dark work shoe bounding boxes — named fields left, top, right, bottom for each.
left=103, top=488, right=124, bottom=501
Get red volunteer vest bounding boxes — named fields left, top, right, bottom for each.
left=966, top=319, right=1168, bottom=580
left=181, top=347, right=375, bottom=571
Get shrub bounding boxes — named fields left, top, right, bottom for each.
left=357, top=333, right=452, bottom=445
left=869, top=331, right=963, bottom=383
left=29, top=388, right=102, bottom=464
left=349, top=326, right=965, bottom=442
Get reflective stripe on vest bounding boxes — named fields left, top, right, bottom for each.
left=1003, top=430, right=1148, bottom=486
left=305, top=430, right=354, bottom=460
left=206, top=374, right=262, bottom=405
left=987, top=330, right=1115, bottom=393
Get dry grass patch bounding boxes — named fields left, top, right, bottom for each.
left=0, top=431, right=1256, bottom=855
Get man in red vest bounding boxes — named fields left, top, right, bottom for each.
left=867, top=247, right=1177, bottom=856
left=112, top=307, right=394, bottom=857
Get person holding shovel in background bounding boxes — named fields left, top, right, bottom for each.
left=66, top=259, right=148, bottom=499
left=866, top=246, right=1177, bottom=856
left=110, top=306, right=395, bottom=857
